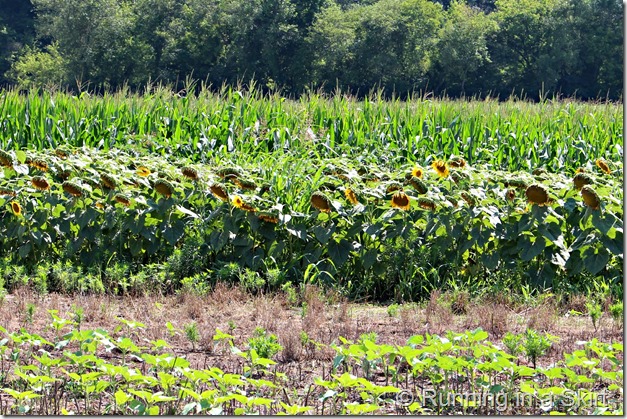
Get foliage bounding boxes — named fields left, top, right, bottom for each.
left=0, top=323, right=622, bottom=415
left=1, top=0, right=622, bottom=99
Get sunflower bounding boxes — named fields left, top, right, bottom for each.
left=581, top=185, right=601, bottom=210
left=233, top=178, right=257, bottom=190
left=62, top=180, right=83, bottom=197
left=506, top=189, right=516, bottom=201
left=408, top=176, right=428, bottom=194
left=31, top=176, right=51, bottom=191
left=432, top=160, right=449, bottom=178
left=258, top=212, right=279, bottom=224
left=0, top=188, right=16, bottom=196
left=532, top=168, right=547, bottom=176
left=507, top=178, right=528, bottom=190
left=344, top=188, right=358, bottom=205
left=114, top=193, right=131, bottom=207
left=181, top=166, right=199, bottom=181
left=232, top=195, right=256, bottom=212
left=573, top=173, right=593, bottom=190
left=100, top=173, right=117, bottom=190
left=55, top=148, right=69, bottom=159
left=411, top=166, right=424, bottom=179
left=386, top=182, right=403, bottom=194
left=447, top=157, right=466, bottom=168
left=311, top=191, right=332, bottom=213
left=10, top=201, right=22, bottom=216
left=210, top=183, right=229, bottom=202
left=461, top=191, right=475, bottom=206
left=154, top=179, right=174, bottom=198
left=575, top=167, right=586, bottom=174
left=595, top=159, right=611, bottom=175
left=217, top=167, right=242, bottom=180
left=31, top=158, right=49, bottom=172
left=136, top=166, right=151, bottom=177
left=525, top=184, right=549, bottom=205
left=391, top=191, right=410, bottom=210
left=0, top=150, right=13, bottom=168
left=417, top=197, right=436, bottom=211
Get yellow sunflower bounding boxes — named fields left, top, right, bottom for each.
left=10, top=201, right=22, bottom=216
left=136, top=166, right=151, bottom=177
left=432, top=160, right=449, bottom=178
left=595, top=159, right=611, bottom=175
left=232, top=195, right=256, bottom=212
left=411, top=166, right=424, bottom=178
left=391, top=191, right=410, bottom=210
left=344, top=188, right=358, bottom=205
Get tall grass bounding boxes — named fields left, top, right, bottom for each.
left=0, top=85, right=622, bottom=171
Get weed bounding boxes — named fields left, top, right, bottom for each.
left=183, top=321, right=200, bottom=351
left=247, top=327, right=283, bottom=359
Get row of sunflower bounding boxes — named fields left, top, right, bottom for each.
left=0, top=146, right=623, bottom=298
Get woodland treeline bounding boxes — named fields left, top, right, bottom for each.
left=0, top=0, right=623, bottom=100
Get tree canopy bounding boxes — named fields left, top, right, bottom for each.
left=1, top=0, right=623, bottom=100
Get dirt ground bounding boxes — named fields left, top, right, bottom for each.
left=1, top=284, right=622, bottom=370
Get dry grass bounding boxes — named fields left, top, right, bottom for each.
left=0, top=286, right=621, bottom=370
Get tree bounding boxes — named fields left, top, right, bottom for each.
left=0, top=0, right=36, bottom=86
left=431, top=1, right=497, bottom=96
left=32, top=0, right=153, bottom=90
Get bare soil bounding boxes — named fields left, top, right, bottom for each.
left=2, top=284, right=622, bottom=369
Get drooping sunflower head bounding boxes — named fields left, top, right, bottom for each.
left=232, top=195, right=257, bottom=212
left=233, top=178, right=257, bottom=190
left=0, top=188, right=16, bottom=196
left=386, top=181, right=403, bottom=194
left=55, top=147, right=70, bottom=159
left=311, top=191, right=332, bottom=213
left=525, top=184, right=549, bottom=206
left=100, top=173, right=117, bottom=190
left=506, top=189, right=516, bottom=201
left=581, top=185, right=601, bottom=210
left=573, top=173, right=593, bottom=190
left=532, top=168, right=547, bottom=176
left=391, top=191, right=410, bottom=210
left=154, top=179, right=174, bottom=198
left=0, top=150, right=13, bottom=168
left=136, top=166, right=151, bottom=177
left=62, top=180, right=84, bottom=197
left=417, top=197, right=436, bottom=211
left=461, top=191, right=475, bottom=206
left=595, top=158, right=611, bottom=175
left=258, top=212, right=279, bottom=224
left=432, top=160, right=449, bottom=178
left=114, top=193, right=131, bottom=207
left=344, top=188, right=359, bottom=205
left=31, top=176, right=51, bottom=191
left=447, top=157, right=466, bottom=169
left=31, top=158, right=49, bottom=172
left=507, top=178, right=529, bottom=190
left=10, top=201, right=22, bottom=216
left=181, top=166, right=199, bottom=181
left=210, top=183, right=229, bottom=202
left=411, top=166, right=424, bottom=178
left=217, top=167, right=242, bottom=180
left=408, top=176, right=428, bottom=194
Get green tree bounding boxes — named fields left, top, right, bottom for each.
left=32, top=0, right=153, bottom=90
left=0, top=0, right=36, bottom=86
left=7, top=42, right=67, bottom=88
left=431, top=1, right=497, bottom=96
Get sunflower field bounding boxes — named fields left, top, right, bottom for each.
left=0, top=87, right=623, bottom=301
